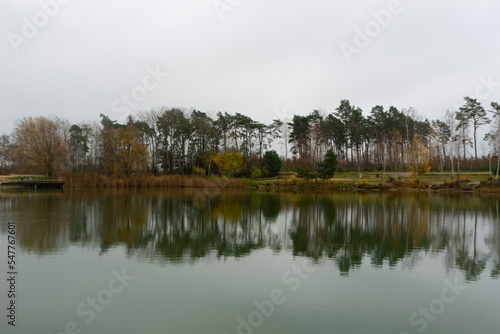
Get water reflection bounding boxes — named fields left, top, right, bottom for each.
left=1, top=189, right=499, bottom=281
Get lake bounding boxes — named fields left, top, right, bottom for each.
left=1, top=188, right=499, bottom=334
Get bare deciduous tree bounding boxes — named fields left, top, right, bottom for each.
left=13, top=116, right=68, bottom=176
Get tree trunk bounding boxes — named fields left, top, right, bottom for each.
left=496, top=155, right=499, bottom=182
left=382, top=141, right=386, bottom=182
left=440, top=149, right=446, bottom=184
left=450, top=141, right=454, bottom=182
left=474, top=125, right=478, bottom=171
left=462, top=128, right=466, bottom=161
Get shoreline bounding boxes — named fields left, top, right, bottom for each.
left=2, top=173, right=500, bottom=193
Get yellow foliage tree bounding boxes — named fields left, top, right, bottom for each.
left=114, top=126, right=148, bottom=177
left=407, top=135, right=430, bottom=181
left=212, top=152, right=243, bottom=176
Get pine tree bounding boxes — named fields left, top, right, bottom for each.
left=318, top=149, right=338, bottom=181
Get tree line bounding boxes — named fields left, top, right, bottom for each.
left=1, top=97, right=500, bottom=179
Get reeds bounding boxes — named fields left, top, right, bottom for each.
left=61, top=173, right=249, bottom=189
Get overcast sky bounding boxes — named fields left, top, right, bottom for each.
left=1, top=0, right=500, bottom=140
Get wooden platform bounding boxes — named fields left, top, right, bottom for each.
left=1, top=177, right=65, bottom=188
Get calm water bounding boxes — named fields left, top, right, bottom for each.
left=0, top=188, right=499, bottom=334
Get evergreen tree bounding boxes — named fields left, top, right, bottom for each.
left=261, top=150, right=281, bottom=177
left=318, top=149, right=338, bottom=181
left=459, top=97, right=490, bottom=170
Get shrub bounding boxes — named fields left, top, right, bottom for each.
left=192, top=167, right=206, bottom=177
left=410, top=178, right=428, bottom=189
left=296, top=167, right=313, bottom=181
left=250, top=168, right=262, bottom=179
left=355, top=179, right=369, bottom=188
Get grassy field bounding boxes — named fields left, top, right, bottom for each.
left=328, top=172, right=491, bottom=184
left=249, top=171, right=499, bottom=192
left=257, top=172, right=492, bottom=184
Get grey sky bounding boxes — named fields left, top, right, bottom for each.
left=1, top=0, right=500, bottom=141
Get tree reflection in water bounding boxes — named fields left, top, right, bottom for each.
left=1, top=189, right=499, bottom=281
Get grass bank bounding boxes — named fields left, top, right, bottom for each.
left=251, top=172, right=498, bottom=193
left=3, top=172, right=499, bottom=193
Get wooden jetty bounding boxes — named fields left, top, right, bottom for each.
left=1, top=177, right=65, bottom=188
